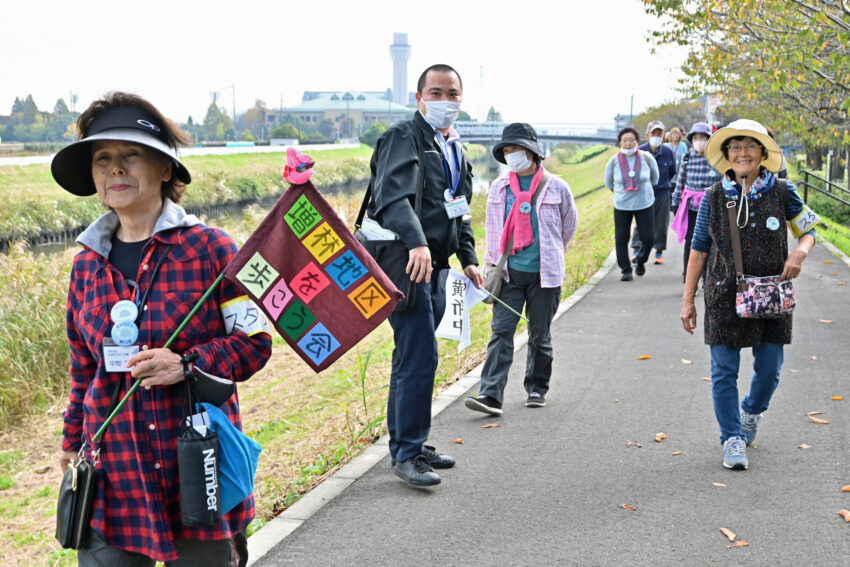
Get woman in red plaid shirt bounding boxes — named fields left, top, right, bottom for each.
left=52, top=92, right=272, bottom=566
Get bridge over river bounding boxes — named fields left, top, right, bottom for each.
left=454, top=120, right=618, bottom=145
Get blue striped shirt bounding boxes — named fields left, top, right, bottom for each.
left=691, top=178, right=816, bottom=252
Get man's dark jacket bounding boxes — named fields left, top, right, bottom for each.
left=367, top=112, right=478, bottom=269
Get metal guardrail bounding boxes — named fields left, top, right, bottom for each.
left=797, top=169, right=850, bottom=208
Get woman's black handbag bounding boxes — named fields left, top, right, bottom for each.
left=353, top=140, right=426, bottom=313
left=177, top=375, right=222, bottom=526
left=55, top=451, right=96, bottom=549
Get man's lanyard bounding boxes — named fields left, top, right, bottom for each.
left=437, top=138, right=461, bottom=197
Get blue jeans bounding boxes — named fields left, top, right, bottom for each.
left=386, top=267, right=446, bottom=463
left=709, top=342, right=784, bottom=444
left=478, top=269, right=560, bottom=404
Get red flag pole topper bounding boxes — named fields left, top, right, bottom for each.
left=224, top=180, right=402, bottom=372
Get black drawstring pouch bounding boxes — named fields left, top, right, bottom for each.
left=177, top=366, right=221, bottom=526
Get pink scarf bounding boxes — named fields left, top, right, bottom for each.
left=617, top=150, right=641, bottom=191
left=500, top=167, right=545, bottom=256
left=671, top=188, right=706, bottom=243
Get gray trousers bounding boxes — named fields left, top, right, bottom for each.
left=478, top=268, right=561, bottom=404
left=631, top=191, right=672, bottom=253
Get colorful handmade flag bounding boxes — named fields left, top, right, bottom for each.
left=224, top=181, right=403, bottom=371
left=435, top=269, right=489, bottom=352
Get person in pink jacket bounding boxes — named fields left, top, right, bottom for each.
left=465, top=123, right=578, bottom=415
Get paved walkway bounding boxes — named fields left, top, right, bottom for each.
left=248, top=235, right=850, bottom=567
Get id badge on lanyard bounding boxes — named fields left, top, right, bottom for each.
left=441, top=144, right=470, bottom=219
left=102, top=246, right=155, bottom=372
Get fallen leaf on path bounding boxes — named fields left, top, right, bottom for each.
left=681, top=358, right=693, bottom=365
left=672, top=450, right=683, bottom=456
left=790, top=369, right=799, bottom=373
left=627, top=440, right=643, bottom=448
left=482, top=423, right=499, bottom=429
left=809, top=416, right=830, bottom=424
left=654, top=432, right=667, bottom=442
left=839, top=282, right=847, bottom=286
left=798, top=444, right=812, bottom=449
left=702, top=377, right=712, bottom=382
left=806, top=411, right=823, bottom=416
left=838, top=510, right=850, bottom=522
left=832, top=396, right=844, bottom=401
left=728, top=541, right=749, bottom=548
left=811, top=355, right=819, bottom=360
left=637, top=354, right=651, bottom=360
left=712, top=482, right=727, bottom=487
left=453, top=438, right=464, bottom=444
left=841, top=486, right=850, bottom=492
left=824, top=260, right=834, bottom=264
left=720, top=527, right=736, bottom=541
left=819, top=319, right=834, bottom=324
left=620, top=504, right=636, bottom=511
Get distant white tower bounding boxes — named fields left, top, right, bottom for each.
left=390, top=33, right=411, bottom=106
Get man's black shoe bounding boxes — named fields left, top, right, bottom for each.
left=422, top=445, right=455, bottom=469
left=393, top=455, right=440, bottom=487
left=620, top=272, right=633, bottom=281
left=635, top=262, right=646, bottom=276
left=464, top=394, right=503, bottom=416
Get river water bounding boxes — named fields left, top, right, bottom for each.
left=21, top=157, right=503, bottom=255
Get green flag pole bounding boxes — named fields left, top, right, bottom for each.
left=91, top=272, right=227, bottom=444
left=484, top=290, right=529, bottom=322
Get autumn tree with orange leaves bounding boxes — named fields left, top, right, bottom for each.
left=643, top=0, right=850, bottom=168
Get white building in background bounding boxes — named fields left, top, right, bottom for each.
left=286, top=91, right=411, bottom=138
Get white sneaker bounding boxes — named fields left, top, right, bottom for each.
left=741, top=410, right=761, bottom=446
left=723, top=436, right=748, bottom=470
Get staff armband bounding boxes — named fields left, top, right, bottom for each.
left=787, top=205, right=820, bottom=239
left=220, top=296, right=273, bottom=337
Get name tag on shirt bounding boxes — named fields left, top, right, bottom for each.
left=103, top=338, right=139, bottom=372
left=444, top=196, right=471, bottom=219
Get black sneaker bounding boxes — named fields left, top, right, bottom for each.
left=393, top=455, right=440, bottom=487
left=464, top=394, right=503, bottom=416
left=422, top=445, right=455, bottom=469
left=526, top=392, right=546, bottom=407
left=620, top=272, right=633, bottom=281
left=635, top=262, right=646, bottom=276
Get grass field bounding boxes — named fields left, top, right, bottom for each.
left=0, top=145, right=621, bottom=565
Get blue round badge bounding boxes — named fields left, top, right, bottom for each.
left=766, top=216, right=780, bottom=231
left=519, top=202, right=532, bottom=214
left=110, top=300, right=138, bottom=324
left=111, top=321, right=139, bottom=346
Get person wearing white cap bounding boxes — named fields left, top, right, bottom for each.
left=680, top=119, right=819, bottom=471
left=53, top=92, right=271, bottom=565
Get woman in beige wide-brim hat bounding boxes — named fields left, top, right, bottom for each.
left=680, top=119, right=818, bottom=472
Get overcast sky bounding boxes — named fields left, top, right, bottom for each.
left=0, top=0, right=687, bottom=127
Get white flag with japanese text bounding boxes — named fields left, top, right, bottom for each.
left=435, top=269, right=489, bottom=352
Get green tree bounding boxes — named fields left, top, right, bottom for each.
left=318, top=118, right=336, bottom=138
left=644, top=0, right=850, bottom=152
left=54, top=98, right=70, bottom=115
left=361, top=120, right=390, bottom=148
left=486, top=107, right=502, bottom=122
left=458, top=110, right=473, bottom=122
left=202, top=102, right=233, bottom=141
left=21, top=95, right=39, bottom=124
left=270, top=123, right=299, bottom=138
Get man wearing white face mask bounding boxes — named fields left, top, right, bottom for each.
left=366, top=64, right=483, bottom=488
left=630, top=120, right=677, bottom=265
left=465, top=123, right=577, bottom=415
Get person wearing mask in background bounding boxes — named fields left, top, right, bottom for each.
left=605, top=127, right=659, bottom=281
left=665, top=127, right=689, bottom=176
left=366, top=64, right=483, bottom=488
left=630, top=121, right=677, bottom=265
left=464, top=123, right=577, bottom=415
left=671, top=122, right=722, bottom=283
